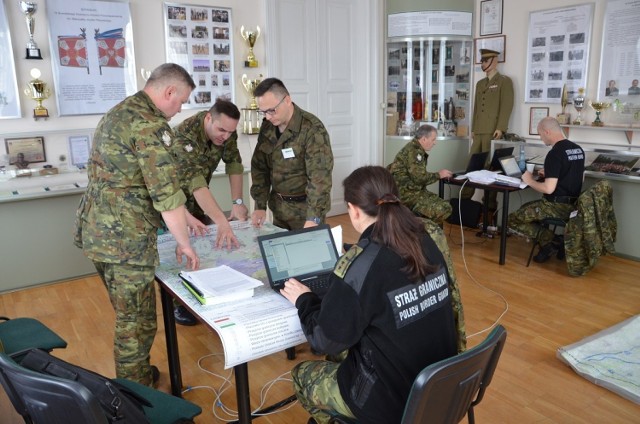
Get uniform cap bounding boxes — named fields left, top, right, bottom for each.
left=480, top=48, right=500, bottom=59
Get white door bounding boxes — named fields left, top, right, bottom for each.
left=265, top=0, right=383, bottom=216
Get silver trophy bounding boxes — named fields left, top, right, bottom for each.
left=19, top=1, right=43, bottom=59
left=572, top=88, right=585, bottom=125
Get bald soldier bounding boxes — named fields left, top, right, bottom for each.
left=250, top=78, right=333, bottom=230
left=388, top=124, right=453, bottom=225
left=74, top=63, right=200, bottom=387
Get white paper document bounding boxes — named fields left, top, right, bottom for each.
left=180, top=265, right=262, bottom=296
left=156, top=221, right=307, bottom=368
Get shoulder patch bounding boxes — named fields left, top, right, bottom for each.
left=333, top=242, right=366, bottom=279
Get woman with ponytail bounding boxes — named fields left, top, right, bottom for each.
left=281, top=165, right=465, bottom=424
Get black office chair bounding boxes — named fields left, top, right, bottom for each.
left=329, top=325, right=507, bottom=424
left=0, top=316, right=67, bottom=355
left=0, top=352, right=202, bottom=424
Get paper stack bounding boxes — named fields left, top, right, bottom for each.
left=179, top=265, right=263, bottom=305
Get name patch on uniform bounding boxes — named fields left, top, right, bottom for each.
left=387, top=268, right=450, bottom=329
left=282, top=147, right=295, bottom=159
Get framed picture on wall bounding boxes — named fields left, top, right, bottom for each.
left=529, top=107, right=549, bottom=135
left=474, top=35, right=506, bottom=64
left=480, top=0, right=503, bottom=36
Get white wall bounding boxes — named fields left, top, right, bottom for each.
left=2, top=0, right=267, bottom=167
left=472, top=0, right=637, bottom=149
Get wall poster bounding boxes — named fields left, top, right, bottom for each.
left=46, top=0, right=137, bottom=116
left=598, top=0, right=640, bottom=120
left=163, top=3, right=235, bottom=109
left=0, top=0, right=22, bottom=119
left=524, top=4, right=593, bottom=104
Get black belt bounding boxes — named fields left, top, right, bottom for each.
left=544, top=195, right=576, bottom=204
left=277, top=193, right=307, bottom=202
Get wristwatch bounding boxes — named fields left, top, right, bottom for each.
left=307, top=217, right=321, bottom=224
left=232, top=198, right=243, bottom=205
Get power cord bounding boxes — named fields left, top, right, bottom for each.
left=454, top=180, right=509, bottom=341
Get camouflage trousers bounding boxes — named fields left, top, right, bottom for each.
left=268, top=194, right=324, bottom=230
left=508, top=199, right=575, bottom=246
left=292, top=356, right=355, bottom=424
left=93, top=262, right=157, bottom=386
left=404, top=191, right=452, bottom=225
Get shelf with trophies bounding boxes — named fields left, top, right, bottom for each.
left=384, top=38, right=472, bottom=164
left=560, top=87, right=639, bottom=144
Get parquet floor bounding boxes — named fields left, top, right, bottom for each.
left=1, top=216, right=639, bottom=423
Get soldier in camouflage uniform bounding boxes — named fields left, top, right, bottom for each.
left=250, top=78, right=333, bottom=230
left=462, top=48, right=514, bottom=207
left=508, top=117, right=585, bottom=263
left=73, top=64, right=200, bottom=386
left=169, top=99, right=249, bottom=325
left=388, top=124, right=453, bottom=225
left=280, top=166, right=465, bottom=424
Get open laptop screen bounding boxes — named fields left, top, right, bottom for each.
left=258, top=225, right=339, bottom=284
left=498, top=155, right=523, bottom=178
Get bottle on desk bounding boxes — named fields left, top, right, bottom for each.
left=518, top=144, right=526, bottom=172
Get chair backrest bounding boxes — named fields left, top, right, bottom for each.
left=0, top=353, right=108, bottom=424
left=401, top=325, right=507, bottom=424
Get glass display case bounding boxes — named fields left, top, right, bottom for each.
left=386, top=38, right=472, bottom=138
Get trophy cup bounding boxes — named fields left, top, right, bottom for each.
left=24, top=68, right=50, bottom=119
left=19, top=1, right=43, bottom=59
left=240, top=26, right=261, bottom=68
left=572, top=88, right=586, bottom=125
left=241, top=73, right=263, bottom=109
left=589, top=100, right=611, bottom=127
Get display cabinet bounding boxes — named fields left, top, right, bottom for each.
left=385, top=38, right=472, bottom=139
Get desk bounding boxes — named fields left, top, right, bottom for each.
left=154, top=221, right=306, bottom=423
left=439, top=178, right=525, bottom=265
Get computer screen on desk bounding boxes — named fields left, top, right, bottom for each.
left=498, top=155, right=523, bottom=178
left=490, top=147, right=514, bottom=171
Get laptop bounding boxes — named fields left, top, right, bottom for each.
left=452, top=151, right=490, bottom=178
left=489, top=147, right=514, bottom=171
left=257, top=224, right=339, bottom=297
left=498, top=155, right=523, bottom=178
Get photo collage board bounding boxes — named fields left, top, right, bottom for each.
left=164, top=3, right=235, bottom=108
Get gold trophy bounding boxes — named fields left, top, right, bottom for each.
left=19, top=1, right=43, bottom=59
left=24, top=68, right=50, bottom=119
left=589, top=100, right=611, bottom=127
left=241, top=73, right=263, bottom=109
left=240, top=25, right=261, bottom=68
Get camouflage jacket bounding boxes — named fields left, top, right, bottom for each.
left=565, top=180, right=617, bottom=276
left=73, top=91, right=186, bottom=266
left=250, top=103, right=333, bottom=218
left=388, top=139, right=440, bottom=204
left=171, top=111, right=244, bottom=217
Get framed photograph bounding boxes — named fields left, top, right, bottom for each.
left=5, top=137, right=47, bottom=165
left=475, top=35, right=506, bottom=64
left=480, top=0, right=503, bottom=36
left=68, top=135, right=92, bottom=168
left=432, top=69, right=439, bottom=83
left=529, top=107, right=549, bottom=135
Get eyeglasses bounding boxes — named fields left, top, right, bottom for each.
left=258, top=96, right=287, bottom=116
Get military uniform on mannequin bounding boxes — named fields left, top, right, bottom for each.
left=461, top=48, right=514, bottom=212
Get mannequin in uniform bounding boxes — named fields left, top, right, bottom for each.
left=461, top=48, right=514, bottom=211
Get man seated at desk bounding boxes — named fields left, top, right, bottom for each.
left=388, top=124, right=453, bottom=225
left=508, top=117, right=585, bottom=263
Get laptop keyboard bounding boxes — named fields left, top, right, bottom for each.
left=304, top=274, right=332, bottom=293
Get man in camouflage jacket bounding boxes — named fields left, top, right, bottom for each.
left=250, top=78, right=333, bottom=230
left=74, top=64, right=200, bottom=386
left=388, top=124, right=453, bottom=225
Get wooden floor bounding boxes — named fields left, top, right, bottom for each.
left=1, top=215, right=639, bottom=423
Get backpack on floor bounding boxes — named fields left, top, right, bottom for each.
left=18, top=348, right=151, bottom=424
